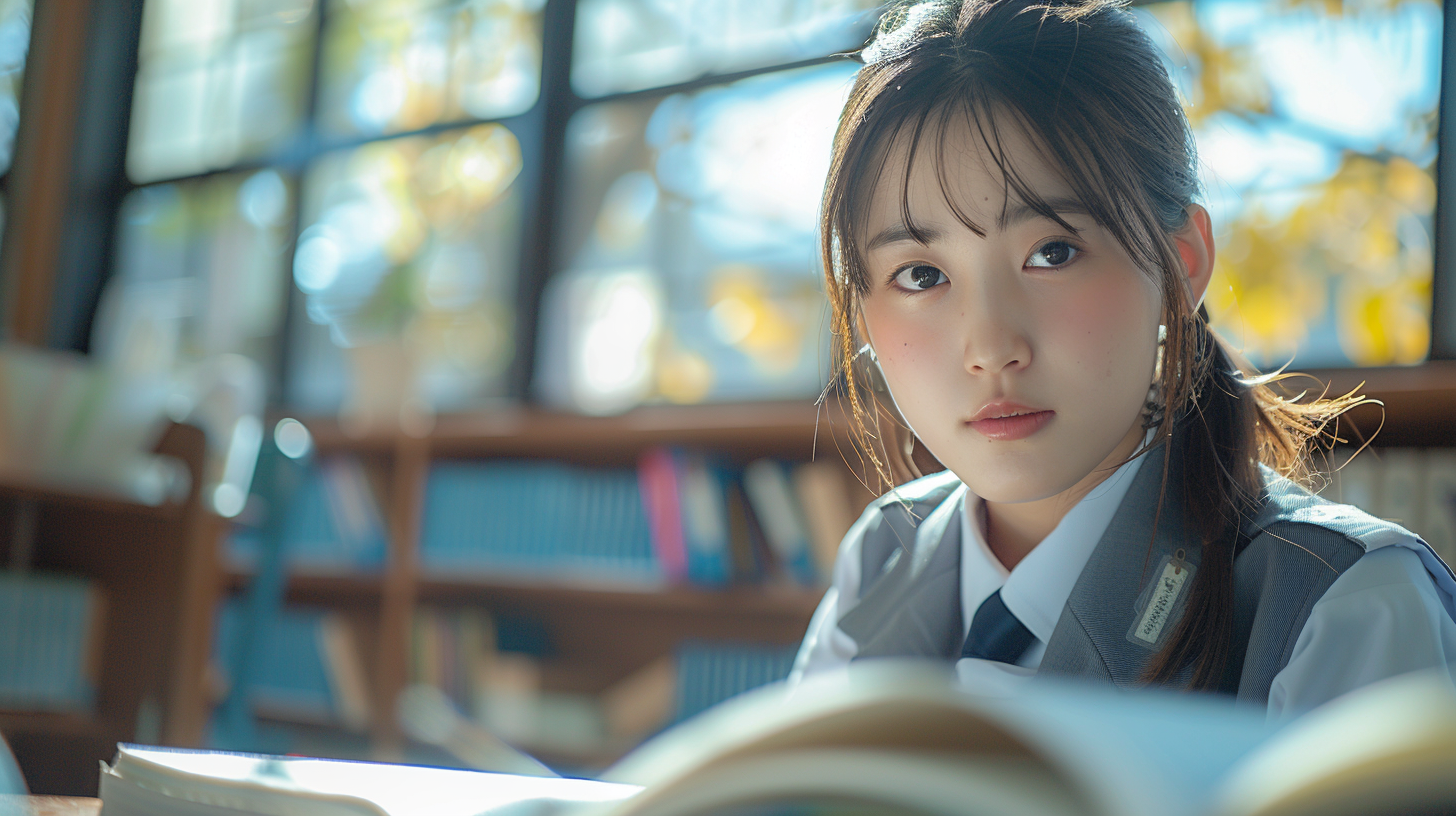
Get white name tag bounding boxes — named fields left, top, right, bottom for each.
left=1129, top=555, right=1193, bottom=648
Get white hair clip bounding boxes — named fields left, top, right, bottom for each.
left=861, top=1, right=949, bottom=64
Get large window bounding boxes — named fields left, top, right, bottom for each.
left=96, top=0, right=881, bottom=422
left=91, top=0, right=1448, bottom=427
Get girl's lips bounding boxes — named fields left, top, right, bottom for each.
left=967, top=410, right=1054, bottom=441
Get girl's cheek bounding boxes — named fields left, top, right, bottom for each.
left=1049, top=272, right=1156, bottom=370
left=861, top=299, right=943, bottom=384
left=1053, top=290, right=1120, bottom=374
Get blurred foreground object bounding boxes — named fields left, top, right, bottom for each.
left=98, top=664, right=1456, bottom=816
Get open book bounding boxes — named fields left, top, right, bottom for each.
left=99, top=662, right=1456, bottom=816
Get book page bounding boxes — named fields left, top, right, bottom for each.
left=110, top=746, right=637, bottom=816
left=608, top=749, right=1084, bottom=816
left=979, top=679, right=1277, bottom=816
left=1210, top=669, right=1456, bottom=816
left=604, top=662, right=1278, bottom=816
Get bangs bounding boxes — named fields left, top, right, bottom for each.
left=832, top=66, right=1180, bottom=297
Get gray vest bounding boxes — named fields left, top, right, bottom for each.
left=836, top=441, right=1456, bottom=704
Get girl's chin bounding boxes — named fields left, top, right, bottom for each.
left=974, top=487, right=1068, bottom=505
left=958, top=472, right=1081, bottom=505
left=963, top=451, right=1135, bottom=505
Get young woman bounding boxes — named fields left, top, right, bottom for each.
left=791, top=0, right=1456, bottom=716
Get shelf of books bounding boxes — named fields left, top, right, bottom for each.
left=214, top=401, right=875, bottom=774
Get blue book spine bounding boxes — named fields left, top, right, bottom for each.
left=228, top=459, right=387, bottom=573
left=0, top=573, right=97, bottom=711
left=672, top=641, right=798, bottom=724
left=420, top=460, right=660, bottom=584
left=677, top=451, right=732, bottom=586
left=213, top=600, right=335, bottom=722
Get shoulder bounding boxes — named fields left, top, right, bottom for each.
left=1239, top=464, right=1419, bottom=577
left=851, top=468, right=965, bottom=541
left=1246, top=464, right=1456, bottom=608
left=834, top=469, right=965, bottom=589
left=867, top=468, right=965, bottom=516
left=1267, top=545, right=1456, bottom=717
left=1233, top=465, right=1433, bottom=637
left=1234, top=466, right=1456, bottom=705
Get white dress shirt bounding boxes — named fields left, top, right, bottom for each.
left=791, top=454, right=1456, bottom=718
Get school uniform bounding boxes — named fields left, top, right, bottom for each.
left=790, top=429, right=1456, bottom=717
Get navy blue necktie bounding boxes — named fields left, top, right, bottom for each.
left=960, top=588, right=1035, bottom=664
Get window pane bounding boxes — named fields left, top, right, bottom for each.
left=1138, top=0, right=1440, bottom=368
left=94, top=170, right=294, bottom=388
left=571, top=0, right=878, bottom=98
left=286, top=123, right=523, bottom=415
left=128, top=0, right=315, bottom=183
left=318, top=0, right=542, bottom=138
left=140, top=0, right=313, bottom=61
left=538, top=62, right=856, bottom=414
left=0, top=0, right=33, bottom=175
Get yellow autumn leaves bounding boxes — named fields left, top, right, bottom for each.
left=657, top=266, right=824, bottom=404
left=1208, top=155, right=1434, bottom=366
left=1150, top=0, right=1437, bottom=367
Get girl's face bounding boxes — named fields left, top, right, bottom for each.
left=858, top=119, right=1163, bottom=505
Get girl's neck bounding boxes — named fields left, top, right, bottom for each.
left=981, top=422, right=1148, bottom=570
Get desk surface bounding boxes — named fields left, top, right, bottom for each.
left=0, top=796, right=100, bottom=815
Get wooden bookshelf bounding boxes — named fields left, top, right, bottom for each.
left=0, top=712, right=114, bottom=800
left=0, top=422, right=218, bottom=796
left=225, top=568, right=819, bottom=622
left=305, top=400, right=858, bottom=463
left=414, top=577, right=820, bottom=692
left=415, top=575, right=822, bottom=619
left=0, top=473, right=183, bottom=519
left=297, top=369, right=1456, bottom=457
left=222, top=569, right=386, bottom=607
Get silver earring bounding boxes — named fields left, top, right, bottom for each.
left=852, top=343, right=890, bottom=394
left=1152, top=324, right=1167, bottom=382
left=1142, top=325, right=1167, bottom=431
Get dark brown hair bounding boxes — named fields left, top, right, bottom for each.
left=821, top=0, right=1367, bottom=690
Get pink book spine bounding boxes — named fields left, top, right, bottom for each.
left=639, top=447, right=688, bottom=582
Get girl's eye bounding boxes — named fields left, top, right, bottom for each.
left=1026, top=240, right=1079, bottom=268
left=892, top=264, right=948, bottom=291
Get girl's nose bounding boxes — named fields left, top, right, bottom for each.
left=961, top=276, right=1032, bottom=375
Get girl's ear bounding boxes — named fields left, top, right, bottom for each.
left=1172, top=204, right=1216, bottom=308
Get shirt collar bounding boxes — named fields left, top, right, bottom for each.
left=959, top=448, right=1151, bottom=644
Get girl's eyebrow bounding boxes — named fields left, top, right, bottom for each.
left=865, top=223, right=944, bottom=251
left=999, top=197, right=1091, bottom=231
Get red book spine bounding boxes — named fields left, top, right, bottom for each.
left=638, top=446, right=687, bottom=582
